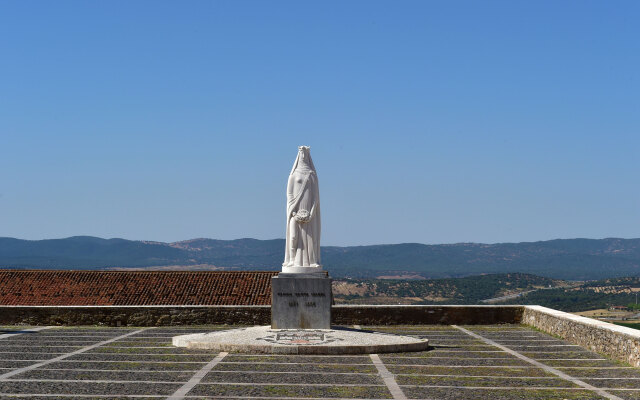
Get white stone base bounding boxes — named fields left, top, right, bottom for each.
left=173, top=326, right=429, bottom=354
left=280, top=265, right=324, bottom=274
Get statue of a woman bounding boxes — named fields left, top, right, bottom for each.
left=282, top=146, right=322, bottom=273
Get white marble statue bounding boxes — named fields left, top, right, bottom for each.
left=282, top=146, right=322, bottom=273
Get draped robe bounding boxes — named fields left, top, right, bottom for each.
left=282, top=159, right=321, bottom=269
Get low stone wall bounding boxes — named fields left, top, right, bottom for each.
left=0, top=305, right=523, bottom=326
left=0, top=306, right=272, bottom=327
left=522, top=305, right=640, bottom=367
left=333, top=305, right=523, bottom=325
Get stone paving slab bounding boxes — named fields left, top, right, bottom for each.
left=402, top=386, right=607, bottom=399
left=67, top=353, right=215, bottom=362
left=395, top=375, right=579, bottom=388
left=385, top=350, right=518, bottom=358
left=431, top=344, right=500, bottom=351
left=2, top=340, right=113, bottom=346
left=581, top=379, right=640, bottom=389
left=213, top=362, right=378, bottom=373
left=0, top=398, right=164, bottom=400
left=224, top=354, right=372, bottom=364
left=561, top=367, right=640, bottom=378
left=521, top=351, right=605, bottom=359
left=0, top=381, right=182, bottom=395
left=17, top=369, right=196, bottom=382
left=379, top=356, right=530, bottom=366
left=0, top=360, right=43, bottom=369
left=0, top=346, right=84, bottom=353
left=188, top=383, right=393, bottom=398
left=86, top=346, right=210, bottom=354
left=542, top=359, right=623, bottom=368
left=47, top=360, right=207, bottom=371
left=103, top=340, right=173, bottom=346
left=202, top=371, right=382, bottom=384
left=610, top=391, right=640, bottom=400
left=386, top=364, right=557, bottom=377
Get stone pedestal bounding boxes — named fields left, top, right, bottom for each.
left=271, top=273, right=332, bottom=329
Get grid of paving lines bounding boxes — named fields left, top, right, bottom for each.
left=0, top=327, right=209, bottom=398
left=0, top=324, right=639, bottom=399
left=192, top=353, right=390, bottom=398
left=368, top=324, right=640, bottom=400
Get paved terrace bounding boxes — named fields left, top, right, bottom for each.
left=0, top=324, right=637, bottom=400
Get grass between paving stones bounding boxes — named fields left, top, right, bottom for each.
left=521, top=351, right=604, bottom=359
left=47, top=327, right=139, bottom=332
left=0, top=361, right=42, bottom=369
left=483, top=336, right=556, bottom=342
left=156, top=325, right=247, bottom=330
left=380, top=332, right=470, bottom=337
left=559, top=367, right=640, bottom=378
left=581, top=378, right=640, bottom=389
left=223, top=355, right=372, bottom=364
left=402, top=387, right=607, bottom=400
left=395, top=375, right=579, bottom=388
left=0, top=353, right=61, bottom=360
left=541, top=359, right=623, bottom=368
left=473, top=328, right=546, bottom=334
left=483, top=339, right=568, bottom=345
left=189, top=383, right=392, bottom=398
left=3, top=339, right=110, bottom=345
left=15, top=369, right=195, bottom=382
left=608, top=390, right=640, bottom=400
left=362, top=325, right=462, bottom=330
left=131, top=329, right=234, bottom=336
left=0, top=348, right=82, bottom=355
left=46, top=361, right=206, bottom=371
left=379, top=356, right=529, bottom=366
left=68, top=353, right=213, bottom=362
left=498, top=343, right=579, bottom=349
left=428, top=345, right=500, bottom=352
left=102, top=340, right=173, bottom=347
left=384, top=350, right=518, bottom=359
left=87, top=346, right=210, bottom=355
left=387, top=365, right=557, bottom=377
left=420, top=340, right=487, bottom=346
left=388, top=331, right=466, bottom=335
left=202, top=371, right=381, bottom=385
left=213, top=362, right=377, bottom=374
left=0, top=397, right=160, bottom=400
left=7, top=337, right=118, bottom=342
left=466, top=325, right=530, bottom=331
left=0, top=381, right=182, bottom=396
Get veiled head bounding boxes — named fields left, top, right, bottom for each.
left=291, top=145, right=316, bottom=175
left=298, top=146, right=310, bottom=159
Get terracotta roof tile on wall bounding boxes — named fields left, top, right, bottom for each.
left=0, top=270, right=278, bottom=306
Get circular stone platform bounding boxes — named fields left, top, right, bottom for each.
left=172, top=326, right=429, bottom=354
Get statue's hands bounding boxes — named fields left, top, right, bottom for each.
left=293, top=209, right=310, bottom=223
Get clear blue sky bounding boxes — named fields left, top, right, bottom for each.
left=1, top=1, right=638, bottom=246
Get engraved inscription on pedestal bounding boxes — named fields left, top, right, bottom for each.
left=271, top=274, right=331, bottom=329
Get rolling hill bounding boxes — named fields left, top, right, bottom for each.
left=1, top=236, right=639, bottom=280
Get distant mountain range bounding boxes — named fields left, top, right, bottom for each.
left=0, top=236, right=639, bottom=280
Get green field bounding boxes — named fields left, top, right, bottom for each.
left=614, top=322, right=640, bottom=331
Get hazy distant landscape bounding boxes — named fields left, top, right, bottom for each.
left=1, top=236, right=640, bottom=312
left=332, top=273, right=640, bottom=313
left=1, top=236, right=639, bottom=280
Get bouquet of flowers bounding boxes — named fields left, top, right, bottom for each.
left=293, top=209, right=310, bottom=223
